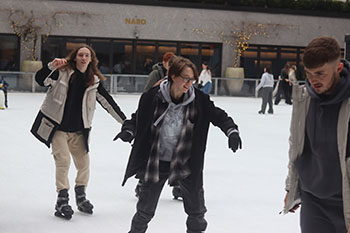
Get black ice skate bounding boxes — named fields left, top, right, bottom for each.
left=75, top=185, right=94, bottom=214
left=172, top=185, right=182, bottom=200
left=54, top=189, right=74, bottom=220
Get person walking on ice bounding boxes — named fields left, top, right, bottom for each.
left=283, top=36, right=350, bottom=233
left=256, top=67, right=274, bottom=114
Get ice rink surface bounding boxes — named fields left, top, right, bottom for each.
left=0, top=93, right=300, bottom=233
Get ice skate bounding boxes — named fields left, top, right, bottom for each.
left=172, top=185, right=182, bottom=200
left=54, top=189, right=74, bottom=220
left=75, top=185, right=94, bottom=214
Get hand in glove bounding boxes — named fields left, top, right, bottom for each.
left=113, top=130, right=134, bottom=143
left=197, top=81, right=203, bottom=89
left=228, top=132, right=242, bottom=153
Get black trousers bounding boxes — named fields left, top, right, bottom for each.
left=300, top=191, right=347, bottom=233
left=129, top=162, right=207, bottom=233
left=274, top=81, right=292, bottom=105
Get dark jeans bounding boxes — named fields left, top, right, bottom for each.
left=300, top=191, right=347, bottom=233
left=129, top=162, right=207, bottom=233
left=260, top=87, right=273, bottom=113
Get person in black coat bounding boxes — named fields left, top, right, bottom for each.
left=274, top=63, right=292, bottom=105
left=0, top=76, right=9, bottom=108
left=115, top=56, right=242, bottom=233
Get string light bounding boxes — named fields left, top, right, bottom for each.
left=193, top=22, right=297, bottom=67
left=7, top=9, right=66, bottom=61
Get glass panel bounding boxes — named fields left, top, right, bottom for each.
left=42, top=37, right=87, bottom=64
left=201, top=43, right=221, bottom=77
left=260, top=51, right=277, bottom=59
left=260, top=46, right=277, bottom=51
left=241, top=44, right=306, bottom=79
left=112, top=40, right=133, bottom=74
left=180, top=43, right=200, bottom=66
left=65, top=38, right=88, bottom=54
left=90, top=39, right=111, bottom=74
left=242, top=58, right=258, bottom=78
left=41, top=37, right=64, bottom=64
left=242, top=50, right=257, bottom=58
left=281, top=47, right=298, bottom=52
left=281, top=52, right=297, bottom=60
left=136, top=41, right=156, bottom=74
left=0, top=34, right=19, bottom=71
left=158, top=42, right=177, bottom=63
left=247, top=45, right=258, bottom=51
left=260, top=47, right=277, bottom=59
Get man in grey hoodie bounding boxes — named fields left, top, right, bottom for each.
left=117, top=56, right=242, bottom=233
left=283, top=36, right=350, bottom=233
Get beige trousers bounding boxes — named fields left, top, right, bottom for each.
left=51, top=130, right=90, bottom=192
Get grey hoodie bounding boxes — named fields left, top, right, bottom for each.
left=295, top=60, right=350, bottom=200
left=156, top=80, right=195, bottom=162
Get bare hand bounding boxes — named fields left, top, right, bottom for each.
left=51, top=58, right=67, bottom=69
left=284, top=192, right=300, bottom=213
left=153, top=78, right=164, bottom=87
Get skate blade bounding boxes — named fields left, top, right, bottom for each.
left=173, top=196, right=183, bottom=201
left=78, top=207, right=93, bottom=215
left=54, top=211, right=72, bottom=220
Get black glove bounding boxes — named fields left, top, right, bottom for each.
left=197, top=81, right=203, bottom=89
left=228, top=132, right=242, bottom=153
left=113, top=130, right=134, bottom=143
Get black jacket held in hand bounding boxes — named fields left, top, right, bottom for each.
left=122, top=86, right=239, bottom=189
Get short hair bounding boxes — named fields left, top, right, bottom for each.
left=162, top=52, right=175, bottom=63
left=303, top=37, right=341, bottom=69
left=168, top=56, right=199, bottom=83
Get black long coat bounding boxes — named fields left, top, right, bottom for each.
left=122, top=86, right=238, bottom=189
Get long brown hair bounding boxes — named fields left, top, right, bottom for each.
left=283, top=63, right=291, bottom=73
left=61, top=44, right=106, bottom=86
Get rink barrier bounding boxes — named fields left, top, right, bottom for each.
left=0, top=71, right=305, bottom=97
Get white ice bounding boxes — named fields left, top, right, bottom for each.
left=0, top=93, right=300, bottom=233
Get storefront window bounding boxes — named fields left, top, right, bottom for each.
left=41, top=36, right=222, bottom=77
left=201, top=43, right=221, bottom=77
left=112, top=40, right=133, bottom=74
left=180, top=43, right=200, bottom=67
left=241, top=44, right=306, bottom=79
left=90, top=39, right=111, bottom=74
left=65, top=38, right=88, bottom=54
left=0, top=34, right=20, bottom=71
left=158, top=42, right=177, bottom=62
left=241, top=46, right=259, bottom=78
left=41, top=37, right=87, bottom=64
left=136, top=41, right=156, bottom=74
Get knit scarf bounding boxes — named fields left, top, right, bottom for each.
left=144, top=80, right=197, bottom=185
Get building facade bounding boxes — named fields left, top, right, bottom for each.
left=0, top=0, right=349, bottom=79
